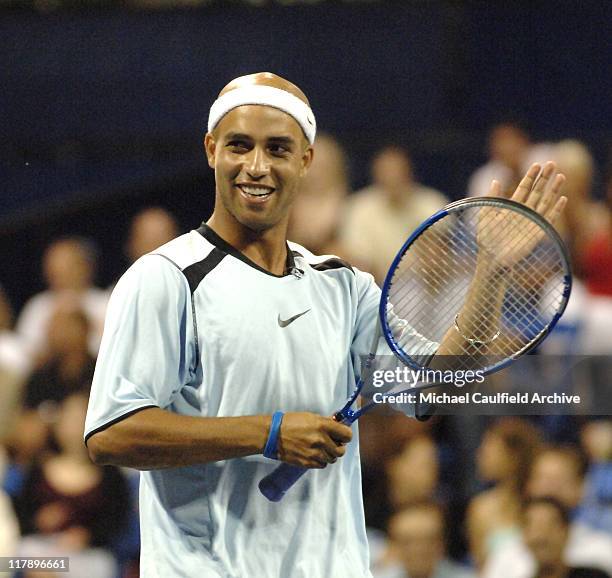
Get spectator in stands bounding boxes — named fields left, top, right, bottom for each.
left=367, top=434, right=440, bottom=572
left=288, top=132, right=351, bottom=256
left=467, top=418, right=542, bottom=571
left=0, top=286, right=30, bottom=442
left=374, top=501, right=474, bottom=578
left=467, top=121, right=553, bottom=198
left=16, top=237, right=108, bottom=361
left=483, top=446, right=612, bottom=578
left=125, top=206, right=180, bottom=263
left=14, top=393, right=129, bottom=578
left=340, top=145, right=448, bottom=283
left=538, top=157, right=612, bottom=357
left=523, top=497, right=610, bottom=578
left=579, top=171, right=612, bottom=295
left=8, top=300, right=94, bottom=467
left=553, top=140, right=607, bottom=269
left=23, top=300, right=95, bottom=410
left=577, top=421, right=612, bottom=534
left=386, top=435, right=440, bottom=511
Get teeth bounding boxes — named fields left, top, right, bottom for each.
left=240, top=186, right=272, bottom=197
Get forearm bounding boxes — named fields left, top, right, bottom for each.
left=435, top=258, right=508, bottom=358
left=87, top=407, right=270, bottom=470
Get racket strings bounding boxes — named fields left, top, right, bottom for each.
left=385, top=203, right=568, bottom=372
left=390, top=228, right=471, bottom=332
left=462, top=227, right=563, bottom=354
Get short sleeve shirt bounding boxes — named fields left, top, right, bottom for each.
left=85, top=225, right=437, bottom=578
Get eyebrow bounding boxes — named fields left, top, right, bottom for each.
left=224, top=133, right=252, bottom=141
left=225, top=133, right=297, bottom=146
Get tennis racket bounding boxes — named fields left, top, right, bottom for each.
left=259, top=194, right=571, bottom=502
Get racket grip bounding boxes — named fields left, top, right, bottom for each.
left=259, top=463, right=308, bottom=502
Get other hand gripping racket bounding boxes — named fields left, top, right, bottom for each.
left=259, top=195, right=571, bottom=502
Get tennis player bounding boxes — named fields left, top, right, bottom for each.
left=84, top=72, right=566, bottom=578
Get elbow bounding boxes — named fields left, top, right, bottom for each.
left=86, top=426, right=151, bottom=470
left=86, top=430, right=117, bottom=466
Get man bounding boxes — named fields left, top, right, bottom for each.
left=483, top=447, right=612, bottom=578
left=523, top=497, right=610, bottom=578
left=84, top=72, right=566, bottom=577
left=125, top=206, right=180, bottom=264
left=288, top=132, right=350, bottom=256
left=467, top=121, right=554, bottom=199
left=374, top=502, right=474, bottom=578
left=17, top=237, right=108, bottom=360
left=340, top=146, right=448, bottom=284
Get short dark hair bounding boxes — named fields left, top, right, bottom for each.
left=523, top=496, right=570, bottom=527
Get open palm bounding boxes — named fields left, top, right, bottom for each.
left=477, top=162, right=567, bottom=269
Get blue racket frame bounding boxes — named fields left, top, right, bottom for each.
left=259, top=197, right=572, bottom=502
left=380, top=197, right=572, bottom=375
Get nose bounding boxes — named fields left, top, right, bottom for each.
left=245, top=147, right=270, bottom=179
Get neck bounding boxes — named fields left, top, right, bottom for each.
left=207, top=212, right=289, bottom=276
left=386, top=183, right=413, bottom=208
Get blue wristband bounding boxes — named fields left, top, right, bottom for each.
left=263, top=411, right=284, bottom=460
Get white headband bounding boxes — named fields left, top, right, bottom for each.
left=207, top=85, right=317, bottom=145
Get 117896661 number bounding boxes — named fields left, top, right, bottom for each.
left=0, top=557, right=69, bottom=572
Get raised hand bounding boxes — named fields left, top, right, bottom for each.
left=477, top=162, right=567, bottom=269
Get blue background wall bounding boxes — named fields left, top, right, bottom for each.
left=1, top=1, right=610, bottom=306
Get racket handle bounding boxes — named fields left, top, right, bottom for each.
left=259, top=412, right=356, bottom=501
left=259, top=463, right=308, bottom=502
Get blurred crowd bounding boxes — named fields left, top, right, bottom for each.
left=0, top=124, right=611, bottom=578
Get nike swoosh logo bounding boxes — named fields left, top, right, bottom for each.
left=278, top=309, right=311, bottom=328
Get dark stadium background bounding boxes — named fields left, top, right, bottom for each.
left=1, top=0, right=610, bottom=309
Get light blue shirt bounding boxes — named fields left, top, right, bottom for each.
left=85, top=225, right=436, bottom=578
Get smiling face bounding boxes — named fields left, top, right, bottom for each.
left=205, top=104, right=313, bottom=234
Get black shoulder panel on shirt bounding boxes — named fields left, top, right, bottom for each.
left=310, top=257, right=354, bottom=274
left=182, top=247, right=226, bottom=294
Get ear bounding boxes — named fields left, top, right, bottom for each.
left=299, top=145, right=314, bottom=177
left=204, top=133, right=217, bottom=169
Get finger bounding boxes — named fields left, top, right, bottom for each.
left=489, top=179, right=500, bottom=197
left=308, top=456, right=328, bottom=469
left=512, top=163, right=541, bottom=203
left=325, top=419, right=353, bottom=444
left=322, top=447, right=339, bottom=463
left=544, top=195, right=567, bottom=226
left=489, top=179, right=502, bottom=198
left=536, top=173, right=565, bottom=215
left=313, top=441, right=338, bottom=465
left=329, top=441, right=347, bottom=459
left=319, top=435, right=346, bottom=460
left=525, top=161, right=556, bottom=209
